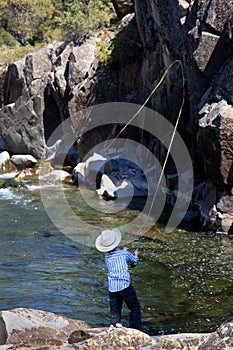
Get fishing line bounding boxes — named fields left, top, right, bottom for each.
left=142, top=60, right=185, bottom=232
left=104, top=59, right=185, bottom=233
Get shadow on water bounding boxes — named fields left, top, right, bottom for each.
left=0, top=182, right=232, bottom=336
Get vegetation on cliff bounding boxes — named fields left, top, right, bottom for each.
left=0, top=0, right=114, bottom=63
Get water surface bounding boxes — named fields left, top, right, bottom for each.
left=0, top=178, right=232, bottom=335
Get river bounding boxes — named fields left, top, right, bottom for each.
left=0, top=174, right=233, bottom=336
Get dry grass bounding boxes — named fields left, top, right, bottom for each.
left=0, top=44, right=43, bottom=67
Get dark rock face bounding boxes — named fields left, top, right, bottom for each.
left=0, top=15, right=142, bottom=160
left=133, top=0, right=233, bottom=232
left=0, top=95, right=45, bottom=157
left=134, top=0, right=185, bottom=122
left=0, top=45, right=55, bottom=157
left=198, top=100, right=233, bottom=188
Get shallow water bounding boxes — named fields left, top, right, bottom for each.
left=0, top=177, right=232, bottom=335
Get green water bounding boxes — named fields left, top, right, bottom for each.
left=0, top=178, right=232, bottom=336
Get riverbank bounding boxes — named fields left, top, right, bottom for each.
left=0, top=307, right=232, bottom=349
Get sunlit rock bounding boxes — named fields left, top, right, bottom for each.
left=0, top=308, right=89, bottom=348
left=10, top=154, right=37, bottom=169
left=15, top=167, right=42, bottom=179
left=0, top=308, right=232, bottom=349
left=96, top=174, right=134, bottom=199
left=73, top=153, right=107, bottom=188
left=68, top=326, right=157, bottom=349
left=39, top=169, right=71, bottom=182
left=199, top=318, right=233, bottom=349
left=0, top=151, right=10, bottom=171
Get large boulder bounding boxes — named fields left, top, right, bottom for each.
left=0, top=308, right=158, bottom=349
left=0, top=96, right=45, bottom=158
left=0, top=151, right=10, bottom=171
left=96, top=174, right=135, bottom=199
left=0, top=308, right=89, bottom=348
left=196, top=56, right=233, bottom=232
left=198, top=100, right=233, bottom=188
left=10, top=154, right=37, bottom=169
left=184, top=0, right=233, bottom=122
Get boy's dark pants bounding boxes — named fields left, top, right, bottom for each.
left=109, top=283, right=142, bottom=330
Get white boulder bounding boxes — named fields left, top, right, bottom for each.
left=73, top=152, right=107, bottom=187
left=96, top=174, right=134, bottom=199
left=0, top=151, right=10, bottom=171
left=10, top=155, right=37, bottom=168
left=39, top=169, right=71, bottom=182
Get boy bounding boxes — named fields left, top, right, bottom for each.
left=95, top=228, right=142, bottom=330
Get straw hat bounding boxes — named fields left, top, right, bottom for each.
left=95, top=228, right=122, bottom=252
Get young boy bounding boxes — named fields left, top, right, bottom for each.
left=95, top=228, right=142, bottom=330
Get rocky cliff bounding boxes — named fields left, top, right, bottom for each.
left=133, top=0, right=233, bottom=232
left=0, top=0, right=233, bottom=233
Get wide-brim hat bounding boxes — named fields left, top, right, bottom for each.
left=95, top=228, right=122, bottom=252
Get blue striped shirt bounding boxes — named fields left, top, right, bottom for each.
left=105, top=247, right=138, bottom=292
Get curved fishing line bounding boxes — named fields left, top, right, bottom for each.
left=105, top=59, right=185, bottom=233
left=142, top=59, right=185, bottom=232
left=104, top=59, right=184, bottom=152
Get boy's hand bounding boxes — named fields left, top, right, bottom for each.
left=134, top=249, right=139, bottom=257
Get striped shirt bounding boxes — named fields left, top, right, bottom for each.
left=105, top=247, right=138, bottom=292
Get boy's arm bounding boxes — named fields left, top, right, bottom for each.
left=124, top=247, right=139, bottom=265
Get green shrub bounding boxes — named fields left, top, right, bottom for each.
left=0, top=0, right=116, bottom=64
left=0, top=29, right=17, bottom=47
left=53, top=0, right=114, bottom=39
left=96, top=21, right=140, bottom=66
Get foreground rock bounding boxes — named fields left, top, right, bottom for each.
left=0, top=308, right=232, bottom=349
left=0, top=308, right=89, bottom=349
left=0, top=308, right=156, bottom=349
